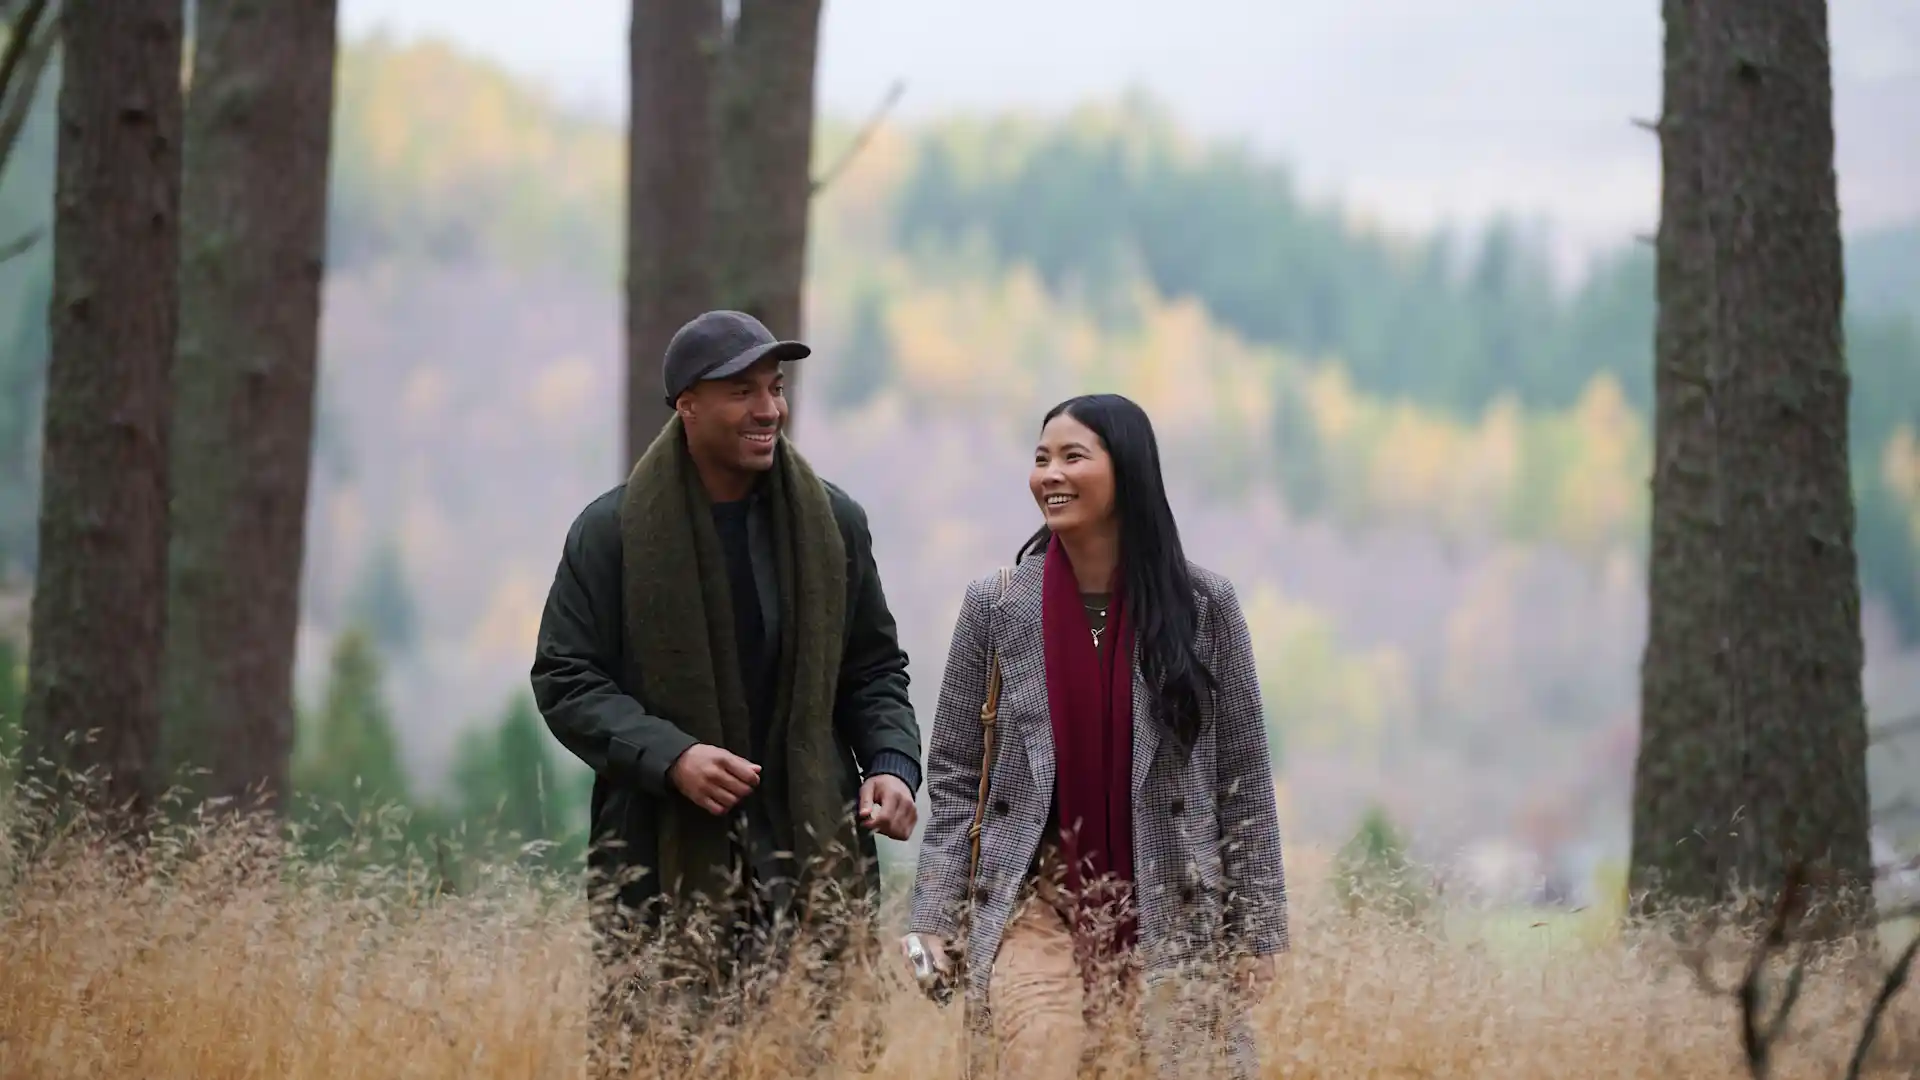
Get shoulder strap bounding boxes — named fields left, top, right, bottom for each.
left=963, top=567, right=1014, bottom=905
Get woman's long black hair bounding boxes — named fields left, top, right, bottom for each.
left=1018, top=393, right=1217, bottom=750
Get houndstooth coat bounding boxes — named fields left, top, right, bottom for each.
left=907, top=552, right=1289, bottom=1074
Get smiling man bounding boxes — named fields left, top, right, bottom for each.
left=531, top=310, right=922, bottom=985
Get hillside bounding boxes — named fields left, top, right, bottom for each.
left=2, top=37, right=1918, bottom=880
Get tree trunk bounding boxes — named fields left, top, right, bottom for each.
left=1630, top=0, right=1872, bottom=929
left=23, top=0, right=184, bottom=825
left=163, top=0, right=337, bottom=814
left=711, top=0, right=821, bottom=428
left=624, top=0, right=718, bottom=467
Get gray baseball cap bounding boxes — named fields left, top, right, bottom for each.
left=661, top=309, right=810, bottom=406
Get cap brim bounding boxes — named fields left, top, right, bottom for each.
left=704, top=339, right=811, bottom=381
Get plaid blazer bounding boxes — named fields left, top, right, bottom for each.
left=908, top=551, right=1288, bottom=1063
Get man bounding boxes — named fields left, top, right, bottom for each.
left=530, top=309, right=921, bottom=973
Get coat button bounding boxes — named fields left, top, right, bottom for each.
left=993, top=799, right=1009, bottom=815
left=1169, top=797, right=1185, bottom=815
left=973, top=885, right=991, bottom=903
left=1180, top=885, right=1196, bottom=903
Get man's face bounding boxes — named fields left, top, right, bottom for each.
left=676, top=355, right=787, bottom=474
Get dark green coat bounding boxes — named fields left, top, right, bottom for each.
left=530, top=478, right=922, bottom=917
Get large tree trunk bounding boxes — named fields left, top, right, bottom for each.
left=1630, top=0, right=1872, bottom=929
left=624, top=0, right=718, bottom=467
left=711, top=0, right=821, bottom=428
left=23, top=0, right=184, bottom=825
left=162, top=0, right=337, bottom=813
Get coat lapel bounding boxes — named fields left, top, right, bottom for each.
left=1131, top=582, right=1208, bottom=798
left=1130, top=654, right=1160, bottom=800
left=995, top=555, right=1052, bottom=797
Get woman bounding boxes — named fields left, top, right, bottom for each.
left=903, top=394, right=1289, bottom=1078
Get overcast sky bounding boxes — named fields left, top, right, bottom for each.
left=339, top=0, right=1919, bottom=267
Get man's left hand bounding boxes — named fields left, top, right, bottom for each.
left=858, top=774, right=917, bottom=840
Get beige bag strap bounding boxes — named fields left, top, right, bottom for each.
left=963, top=567, right=1012, bottom=916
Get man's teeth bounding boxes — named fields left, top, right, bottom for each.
left=745, top=432, right=775, bottom=443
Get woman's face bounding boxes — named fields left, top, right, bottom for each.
left=1030, top=412, right=1117, bottom=535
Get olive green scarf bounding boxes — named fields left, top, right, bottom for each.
left=619, top=416, right=858, bottom=913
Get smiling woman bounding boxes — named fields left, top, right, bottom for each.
left=1031, top=411, right=1118, bottom=540
left=903, top=393, right=1289, bottom=1078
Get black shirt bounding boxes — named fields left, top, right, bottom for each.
left=711, top=498, right=774, bottom=758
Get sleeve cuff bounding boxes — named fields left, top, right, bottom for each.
left=864, top=749, right=922, bottom=797
left=620, top=729, right=700, bottom=797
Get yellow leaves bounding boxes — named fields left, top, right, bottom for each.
left=1240, top=582, right=1416, bottom=764
left=466, top=569, right=544, bottom=667
left=1288, top=363, right=1648, bottom=553
left=1303, top=365, right=1358, bottom=441
left=1550, top=373, right=1646, bottom=555
left=332, top=38, right=621, bottom=269
left=1363, top=403, right=1460, bottom=523
left=1882, top=424, right=1920, bottom=547
left=1883, top=424, right=1920, bottom=504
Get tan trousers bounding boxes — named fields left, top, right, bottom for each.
left=987, top=861, right=1142, bottom=1078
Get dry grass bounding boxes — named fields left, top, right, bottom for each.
left=2, top=800, right=1917, bottom=1079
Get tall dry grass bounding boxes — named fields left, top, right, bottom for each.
left=2, top=790, right=1917, bottom=1079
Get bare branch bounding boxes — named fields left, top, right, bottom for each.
left=1869, top=713, right=1920, bottom=743
left=1842, top=932, right=1920, bottom=1080
left=1873, top=795, right=1920, bottom=822
left=1875, top=852, right=1920, bottom=880
left=0, top=226, right=38, bottom=263
left=1736, top=864, right=1808, bottom=1078
left=810, top=79, right=904, bottom=197
left=0, top=0, right=55, bottom=176
left=1875, top=901, right=1920, bottom=926
left=1631, top=115, right=1662, bottom=133
left=0, top=0, right=50, bottom=103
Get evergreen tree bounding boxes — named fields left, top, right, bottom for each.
left=1331, top=804, right=1432, bottom=923
left=1631, top=0, right=1872, bottom=929
left=162, top=0, right=338, bottom=814
left=343, top=537, right=419, bottom=655
left=710, top=0, right=823, bottom=427
left=450, top=691, right=584, bottom=869
left=23, top=0, right=184, bottom=826
left=624, top=0, right=717, bottom=465
left=1269, top=371, right=1327, bottom=518
left=825, top=285, right=893, bottom=411
left=291, top=626, right=413, bottom=846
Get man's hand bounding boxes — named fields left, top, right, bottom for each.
left=667, top=744, right=760, bottom=815
left=858, top=773, right=917, bottom=840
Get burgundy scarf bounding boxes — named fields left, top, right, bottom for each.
left=1041, top=533, right=1138, bottom=960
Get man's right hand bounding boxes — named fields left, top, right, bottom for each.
left=668, top=744, right=761, bottom=815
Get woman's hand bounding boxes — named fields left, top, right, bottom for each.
left=899, top=932, right=953, bottom=992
